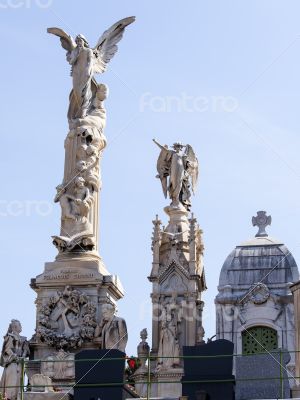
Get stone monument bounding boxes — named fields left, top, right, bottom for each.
left=215, top=211, right=299, bottom=386
left=133, top=140, right=206, bottom=398
left=3, top=17, right=136, bottom=395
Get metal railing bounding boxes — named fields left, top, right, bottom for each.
left=0, top=349, right=297, bottom=400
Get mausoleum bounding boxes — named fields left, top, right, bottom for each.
left=215, top=211, right=299, bottom=380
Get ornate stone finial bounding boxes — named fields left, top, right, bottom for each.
left=252, top=211, right=272, bottom=237
left=136, top=329, right=150, bottom=373
left=151, top=215, right=162, bottom=250
left=140, top=328, right=148, bottom=342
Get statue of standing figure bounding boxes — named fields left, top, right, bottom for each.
left=156, top=303, right=181, bottom=371
left=0, top=320, right=30, bottom=400
left=153, top=139, right=199, bottom=211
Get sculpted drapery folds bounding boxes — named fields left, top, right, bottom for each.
left=94, top=303, right=128, bottom=353
left=0, top=320, right=29, bottom=400
left=156, top=303, right=181, bottom=371
left=47, top=17, right=135, bottom=123
left=153, top=139, right=199, bottom=211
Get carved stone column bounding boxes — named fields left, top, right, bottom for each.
left=147, top=205, right=206, bottom=398
left=291, top=281, right=300, bottom=397
left=28, top=20, right=135, bottom=386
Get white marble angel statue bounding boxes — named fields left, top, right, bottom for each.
left=47, top=17, right=135, bottom=121
left=153, top=139, right=199, bottom=211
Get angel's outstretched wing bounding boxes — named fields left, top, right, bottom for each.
left=47, top=27, right=77, bottom=53
left=156, top=147, right=171, bottom=199
left=185, top=144, right=199, bottom=194
left=93, top=16, right=135, bottom=74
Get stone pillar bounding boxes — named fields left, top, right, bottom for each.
left=291, top=281, right=300, bottom=397
left=147, top=205, right=206, bottom=398
left=27, top=20, right=136, bottom=388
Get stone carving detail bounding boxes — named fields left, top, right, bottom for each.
left=30, top=374, right=54, bottom=392
left=196, top=325, right=205, bottom=345
left=41, top=349, right=75, bottom=380
left=243, top=283, right=270, bottom=305
left=47, top=18, right=135, bottom=253
left=52, top=116, right=106, bottom=252
left=47, top=18, right=135, bottom=122
left=94, top=303, right=128, bottom=352
left=0, top=320, right=30, bottom=400
left=161, top=273, right=188, bottom=294
left=252, top=211, right=272, bottom=237
left=156, top=302, right=181, bottom=371
left=36, top=286, right=97, bottom=349
left=153, top=139, right=198, bottom=210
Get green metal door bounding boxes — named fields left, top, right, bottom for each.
left=242, top=326, right=278, bottom=355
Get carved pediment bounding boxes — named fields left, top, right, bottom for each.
left=159, top=261, right=189, bottom=294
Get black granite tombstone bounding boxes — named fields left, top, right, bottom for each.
left=74, top=349, right=138, bottom=400
left=182, top=339, right=235, bottom=400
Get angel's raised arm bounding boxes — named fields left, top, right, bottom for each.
left=153, top=138, right=168, bottom=151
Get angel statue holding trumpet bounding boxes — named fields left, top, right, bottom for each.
left=153, top=139, right=199, bottom=211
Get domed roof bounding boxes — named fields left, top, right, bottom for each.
left=218, top=211, right=299, bottom=289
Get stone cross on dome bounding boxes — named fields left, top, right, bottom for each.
left=252, top=211, right=272, bottom=237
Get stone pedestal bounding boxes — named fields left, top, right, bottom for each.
left=156, top=368, right=183, bottom=398
left=24, top=394, right=72, bottom=400
left=29, top=256, right=124, bottom=388
left=131, top=372, right=148, bottom=398
left=292, top=385, right=300, bottom=398
left=134, top=204, right=206, bottom=399
left=148, top=206, right=206, bottom=366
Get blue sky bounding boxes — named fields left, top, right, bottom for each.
left=1, top=0, right=300, bottom=357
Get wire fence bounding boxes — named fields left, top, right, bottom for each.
left=0, top=349, right=297, bottom=400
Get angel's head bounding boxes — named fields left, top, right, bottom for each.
left=75, top=34, right=89, bottom=48
left=172, top=142, right=184, bottom=152
left=75, top=176, right=85, bottom=188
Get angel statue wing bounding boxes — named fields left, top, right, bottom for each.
left=153, top=139, right=171, bottom=199
left=93, top=16, right=135, bottom=74
left=185, top=144, right=199, bottom=194
left=47, top=27, right=76, bottom=55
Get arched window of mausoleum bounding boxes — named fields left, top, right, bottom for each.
left=242, top=326, right=278, bottom=355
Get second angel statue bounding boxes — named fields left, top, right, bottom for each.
left=153, top=139, right=199, bottom=211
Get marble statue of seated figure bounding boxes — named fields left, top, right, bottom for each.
left=94, top=304, right=128, bottom=353
left=54, top=177, right=93, bottom=223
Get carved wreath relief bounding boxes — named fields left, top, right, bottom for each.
left=37, top=286, right=97, bottom=349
